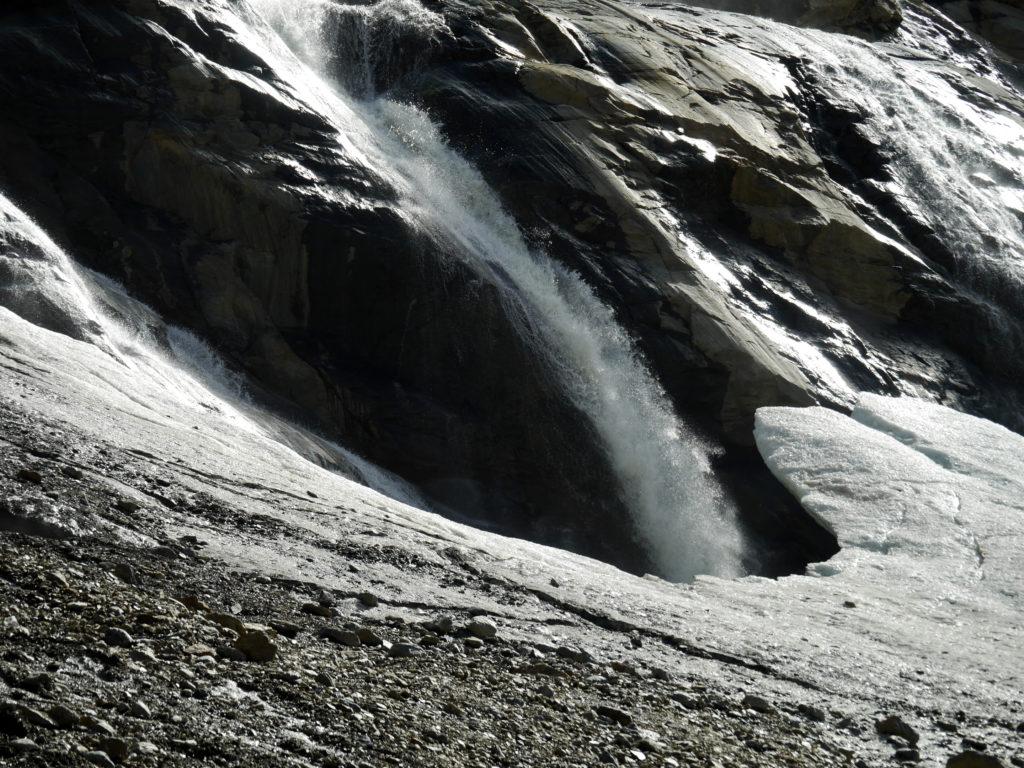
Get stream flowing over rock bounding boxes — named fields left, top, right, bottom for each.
left=1, top=0, right=1022, bottom=577
left=0, top=1, right=1022, bottom=766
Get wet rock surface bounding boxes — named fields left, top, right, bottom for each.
left=0, top=0, right=1020, bottom=577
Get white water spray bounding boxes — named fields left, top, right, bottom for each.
left=246, top=0, right=744, bottom=580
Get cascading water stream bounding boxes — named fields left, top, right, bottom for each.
left=791, top=19, right=1024, bottom=352
left=244, top=0, right=744, bottom=580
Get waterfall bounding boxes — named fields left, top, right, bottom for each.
left=245, top=0, right=744, bottom=580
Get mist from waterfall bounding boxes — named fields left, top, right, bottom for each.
left=245, top=0, right=745, bottom=581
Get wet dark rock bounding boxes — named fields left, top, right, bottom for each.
left=466, top=617, right=497, bottom=640
left=0, top=705, right=28, bottom=737
left=215, top=644, right=247, bottom=662
left=320, top=627, right=361, bottom=647
left=357, top=592, right=379, bottom=608
left=101, top=736, right=132, bottom=763
left=235, top=630, right=278, bottom=662
left=947, top=753, right=1005, bottom=768
left=594, top=704, right=634, bottom=727
left=84, top=750, right=117, bottom=768
left=356, top=627, right=383, bottom=646
left=301, top=602, right=334, bottom=618
left=742, top=694, right=773, bottom=713
left=424, top=617, right=454, bottom=635
left=388, top=642, right=420, bottom=659
left=103, top=627, right=134, bottom=647
left=799, top=703, right=828, bottom=723
left=877, top=715, right=920, bottom=746
left=17, top=671, right=53, bottom=693
left=15, top=468, right=42, bottom=484
left=48, top=703, right=81, bottom=728
left=269, top=620, right=303, bottom=639
left=112, top=563, right=138, bottom=584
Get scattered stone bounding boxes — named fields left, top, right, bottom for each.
left=101, top=736, right=133, bottom=762
left=798, top=703, right=827, bottom=722
left=61, top=466, right=84, bottom=479
left=129, top=699, right=152, bottom=719
left=176, top=594, right=210, bottom=612
left=467, top=617, right=497, bottom=639
left=235, top=629, right=278, bottom=662
left=650, top=667, right=671, bottom=682
left=136, top=741, right=159, bottom=756
left=594, top=704, right=634, bottom=726
left=17, top=671, right=53, bottom=693
left=48, top=703, right=81, bottom=728
left=843, top=600, right=857, bottom=608
left=464, top=637, right=484, bottom=650
left=16, top=468, right=42, bottom=484
left=877, top=715, right=920, bottom=746
left=670, top=692, right=702, bottom=709
left=319, top=627, right=361, bottom=647
left=82, top=715, right=116, bottom=737
left=356, top=627, right=383, bottom=646
left=216, top=644, right=247, bottom=662
left=115, top=498, right=141, bottom=513
left=130, top=646, right=158, bottom=663
left=301, top=602, right=333, bottom=618
left=103, top=627, right=135, bottom=647
left=84, top=750, right=117, bottom=768
left=269, top=620, right=302, bottom=639
left=0, top=706, right=28, bottom=737
left=210, top=612, right=247, bottom=633
left=556, top=646, right=593, bottom=663
left=388, top=642, right=420, bottom=658
left=947, top=752, right=1004, bottom=768
left=184, top=643, right=215, bottom=657
left=962, top=739, right=988, bottom=752
left=895, top=747, right=921, bottom=762
left=18, top=705, right=57, bottom=728
left=315, top=671, right=334, bottom=687
left=357, top=591, right=379, bottom=608
left=11, top=737, right=37, bottom=751
left=742, top=694, right=773, bottom=713
left=112, top=563, right=138, bottom=584
left=424, top=616, right=454, bottom=634
left=522, top=661, right=561, bottom=676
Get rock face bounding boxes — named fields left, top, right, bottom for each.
left=0, top=0, right=1021, bottom=574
